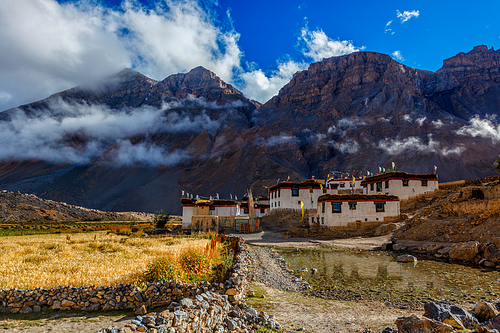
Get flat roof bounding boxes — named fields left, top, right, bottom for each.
left=269, top=179, right=324, bottom=190
left=360, top=172, right=438, bottom=185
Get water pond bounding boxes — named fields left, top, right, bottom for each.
left=277, top=248, right=500, bottom=306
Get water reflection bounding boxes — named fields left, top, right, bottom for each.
left=278, top=248, right=500, bottom=303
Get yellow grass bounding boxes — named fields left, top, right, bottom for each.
left=0, top=232, right=211, bottom=290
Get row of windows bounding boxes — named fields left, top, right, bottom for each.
left=369, top=179, right=429, bottom=191
left=272, top=187, right=326, bottom=198
left=320, top=202, right=385, bottom=213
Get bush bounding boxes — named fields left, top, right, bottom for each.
left=152, top=210, right=171, bottom=229
left=144, top=257, right=183, bottom=283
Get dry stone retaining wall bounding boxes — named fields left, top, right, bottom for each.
left=0, top=238, right=249, bottom=314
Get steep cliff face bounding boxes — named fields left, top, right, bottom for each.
left=0, top=46, right=500, bottom=214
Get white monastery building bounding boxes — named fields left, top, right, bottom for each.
left=180, top=199, right=240, bottom=229
left=269, top=179, right=337, bottom=212
left=361, top=172, right=438, bottom=200
left=310, top=194, right=400, bottom=227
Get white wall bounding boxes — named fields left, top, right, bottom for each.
left=327, top=179, right=362, bottom=190
left=182, top=205, right=196, bottom=229
left=312, top=200, right=400, bottom=227
left=269, top=186, right=337, bottom=212
left=365, top=178, right=438, bottom=200
left=211, top=206, right=238, bottom=217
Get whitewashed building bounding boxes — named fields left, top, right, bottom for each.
left=269, top=179, right=337, bottom=212
left=310, top=194, right=400, bottom=227
left=239, top=196, right=270, bottom=217
left=361, top=172, right=438, bottom=200
left=326, top=177, right=363, bottom=193
left=181, top=199, right=240, bottom=229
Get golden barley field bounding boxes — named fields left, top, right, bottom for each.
left=0, top=232, right=211, bottom=290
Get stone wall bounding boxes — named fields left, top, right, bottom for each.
left=0, top=238, right=249, bottom=314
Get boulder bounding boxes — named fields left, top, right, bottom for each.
left=396, top=314, right=454, bottom=333
left=487, top=249, right=500, bottom=264
left=424, top=302, right=478, bottom=329
left=476, top=314, right=500, bottom=332
left=397, top=254, right=418, bottom=263
left=449, top=241, right=481, bottom=261
left=472, top=302, right=500, bottom=323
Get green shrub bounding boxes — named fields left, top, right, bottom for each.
left=144, top=257, right=183, bottom=283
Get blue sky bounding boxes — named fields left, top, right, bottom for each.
left=0, top=0, right=499, bottom=111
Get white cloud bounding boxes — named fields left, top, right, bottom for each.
left=416, top=117, right=427, bottom=126
left=456, top=116, right=500, bottom=142
left=391, top=51, right=404, bottom=61
left=385, top=20, right=395, bottom=35
left=0, top=97, right=231, bottom=165
left=397, top=10, right=420, bottom=23
left=112, top=141, right=189, bottom=167
left=300, top=27, right=362, bottom=62
left=0, top=0, right=242, bottom=111
left=432, top=119, right=444, bottom=128
left=240, top=60, right=307, bottom=103
left=0, top=0, right=366, bottom=110
left=328, top=140, right=360, bottom=154
left=240, top=27, right=363, bottom=102
left=264, top=133, right=298, bottom=147
left=378, top=135, right=464, bottom=156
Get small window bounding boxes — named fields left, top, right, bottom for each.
left=278, top=189, right=280, bottom=197
left=321, top=217, right=324, bottom=225
left=340, top=182, right=345, bottom=188
left=385, top=180, right=389, bottom=189
left=244, top=209, right=249, bottom=214
left=292, top=187, right=299, bottom=197
left=376, top=182, right=382, bottom=192
left=370, top=183, right=374, bottom=191
left=323, top=189, right=327, bottom=193
left=260, top=209, right=265, bottom=214
left=209, top=206, right=215, bottom=210
left=375, top=202, right=385, bottom=212
left=349, top=202, right=357, bottom=210
left=271, top=191, right=273, bottom=199
left=332, top=202, right=342, bottom=213
left=403, top=179, right=409, bottom=187
left=278, top=201, right=280, bottom=207
left=421, top=180, right=428, bottom=186
left=322, top=202, right=325, bottom=213
left=309, top=187, right=314, bottom=194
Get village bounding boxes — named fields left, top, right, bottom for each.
left=181, top=170, right=439, bottom=234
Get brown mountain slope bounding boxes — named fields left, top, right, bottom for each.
left=0, top=46, right=500, bottom=214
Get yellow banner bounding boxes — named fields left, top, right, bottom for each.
left=300, top=201, right=304, bottom=222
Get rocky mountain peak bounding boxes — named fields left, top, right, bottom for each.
left=441, top=45, right=500, bottom=70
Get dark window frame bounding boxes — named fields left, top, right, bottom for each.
left=385, top=180, right=389, bottom=189
left=291, top=187, right=299, bottom=197
left=421, top=179, right=428, bottom=186
left=376, top=182, right=383, bottom=192
left=349, top=202, right=357, bottom=210
left=322, top=202, right=325, bottom=213
left=375, top=202, right=385, bottom=212
left=370, top=183, right=374, bottom=191
left=402, top=179, right=409, bottom=187
left=332, top=202, right=342, bottom=213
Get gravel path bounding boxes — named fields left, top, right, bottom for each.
left=247, top=246, right=310, bottom=292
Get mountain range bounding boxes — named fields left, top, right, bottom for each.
left=0, top=45, right=499, bottom=214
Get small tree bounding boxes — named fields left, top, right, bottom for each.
left=153, top=210, right=171, bottom=229
left=494, top=155, right=500, bottom=173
